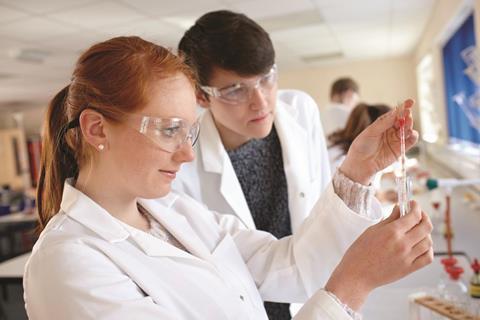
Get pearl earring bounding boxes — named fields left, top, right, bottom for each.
left=98, top=144, right=105, bottom=151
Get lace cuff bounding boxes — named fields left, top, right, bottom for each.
left=332, top=169, right=375, bottom=217
left=324, top=289, right=363, bottom=320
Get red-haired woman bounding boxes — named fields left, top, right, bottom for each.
left=24, top=36, right=432, bottom=320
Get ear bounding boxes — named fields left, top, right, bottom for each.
left=196, top=90, right=211, bottom=109
left=79, top=109, right=108, bottom=151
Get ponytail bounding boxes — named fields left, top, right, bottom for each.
left=37, top=85, right=79, bottom=230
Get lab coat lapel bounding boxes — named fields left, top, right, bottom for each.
left=199, top=111, right=256, bottom=229
left=274, top=100, right=310, bottom=230
left=62, top=181, right=211, bottom=262
left=123, top=225, right=195, bottom=260
left=139, top=198, right=213, bottom=262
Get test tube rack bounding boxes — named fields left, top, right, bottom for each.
left=413, top=295, right=479, bottom=320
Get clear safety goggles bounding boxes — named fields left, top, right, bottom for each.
left=64, top=110, right=200, bottom=153
left=200, top=64, right=277, bottom=105
left=130, top=114, right=200, bottom=153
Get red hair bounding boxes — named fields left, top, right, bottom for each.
left=37, top=36, right=195, bottom=230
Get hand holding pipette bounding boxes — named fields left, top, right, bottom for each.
left=340, top=99, right=418, bottom=186
left=327, top=99, right=433, bottom=311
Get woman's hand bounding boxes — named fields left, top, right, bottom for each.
left=325, top=201, right=433, bottom=311
left=340, top=99, right=419, bottom=185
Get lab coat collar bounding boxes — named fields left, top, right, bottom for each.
left=61, top=179, right=130, bottom=243
left=61, top=180, right=213, bottom=261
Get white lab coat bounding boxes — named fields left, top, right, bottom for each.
left=321, top=102, right=352, bottom=136
left=172, top=90, right=331, bottom=232
left=24, top=180, right=382, bottom=320
left=328, top=144, right=347, bottom=176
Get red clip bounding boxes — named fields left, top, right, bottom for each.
left=471, top=258, right=480, bottom=273
left=446, top=265, right=464, bottom=280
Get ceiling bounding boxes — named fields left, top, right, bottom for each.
left=0, top=0, right=436, bottom=111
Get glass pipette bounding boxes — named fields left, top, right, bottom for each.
left=396, top=103, right=410, bottom=216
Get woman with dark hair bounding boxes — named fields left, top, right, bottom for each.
left=24, top=36, right=432, bottom=320
left=328, top=103, right=392, bottom=173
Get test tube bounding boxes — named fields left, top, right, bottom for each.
left=396, top=175, right=412, bottom=216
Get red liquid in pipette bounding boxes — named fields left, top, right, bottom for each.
left=398, top=114, right=408, bottom=216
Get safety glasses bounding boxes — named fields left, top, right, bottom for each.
left=200, top=65, right=277, bottom=105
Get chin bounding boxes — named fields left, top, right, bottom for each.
left=256, top=122, right=274, bottom=138
left=255, top=130, right=271, bottom=140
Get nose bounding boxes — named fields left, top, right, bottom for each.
left=173, top=141, right=195, bottom=163
left=249, top=86, right=268, bottom=111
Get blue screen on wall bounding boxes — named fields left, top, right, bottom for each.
left=442, top=13, right=480, bottom=146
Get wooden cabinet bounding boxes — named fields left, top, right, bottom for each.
left=0, top=129, right=31, bottom=190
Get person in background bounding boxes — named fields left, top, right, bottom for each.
left=328, top=103, right=391, bottom=174
left=328, top=102, right=400, bottom=205
left=322, top=77, right=360, bottom=136
left=174, top=10, right=331, bottom=318
left=24, top=36, right=434, bottom=320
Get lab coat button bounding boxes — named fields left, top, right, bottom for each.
left=240, top=295, right=245, bottom=301
left=299, top=192, right=305, bottom=198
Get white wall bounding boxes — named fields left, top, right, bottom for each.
left=278, top=56, right=417, bottom=113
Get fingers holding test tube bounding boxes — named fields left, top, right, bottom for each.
left=324, top=200, right=433, bottom=311
left=340, top=98, right=419, bottom=185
